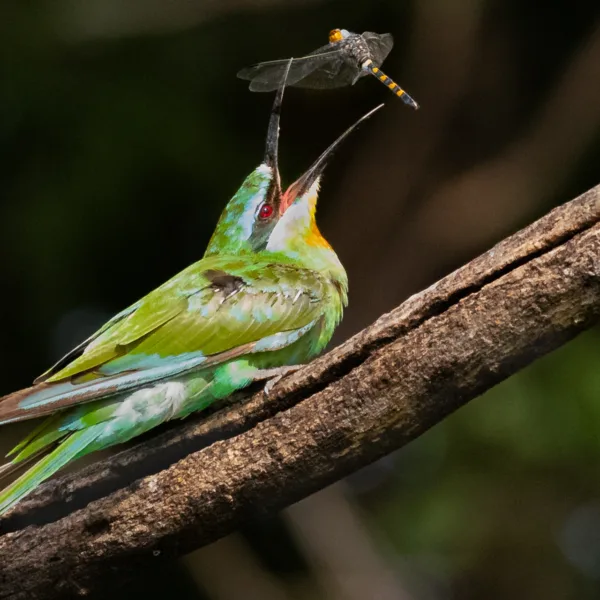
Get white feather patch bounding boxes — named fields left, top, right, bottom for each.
left=113, top=381, right=188, bottom=423
left=266, top=179, right=319, bottom=252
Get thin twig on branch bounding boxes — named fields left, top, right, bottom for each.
left=0, top=183, right=599, bottom=600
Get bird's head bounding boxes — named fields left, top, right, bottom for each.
left=205, top=61, right=382, bottom=260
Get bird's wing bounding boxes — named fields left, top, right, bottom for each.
left=0, top=255, right=328, bottom=423
left=33, top=301, right=142, bottom=384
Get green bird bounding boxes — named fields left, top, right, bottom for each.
left=0, top=67, right=382, bottom=515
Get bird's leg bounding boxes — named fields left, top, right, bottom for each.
left=254, top=365, right=304, bottom=397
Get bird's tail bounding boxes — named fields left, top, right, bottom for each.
left=0, top=426, right=101, bottom=516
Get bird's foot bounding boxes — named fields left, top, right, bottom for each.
left=255, top=365, right=304, bottom=398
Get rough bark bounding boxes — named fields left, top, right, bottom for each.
left=0, top=184, right=599, bottom=599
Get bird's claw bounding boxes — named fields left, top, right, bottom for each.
left=263, top=375, right=283, bottom=398
left=260, top=365, right=303, bottom=399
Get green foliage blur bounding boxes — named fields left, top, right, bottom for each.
left=1, top=0, right=600, bottom=598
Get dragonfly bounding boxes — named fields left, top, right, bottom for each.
left=238, top=28, right=419, bottom=109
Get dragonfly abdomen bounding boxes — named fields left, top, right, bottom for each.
left=362, top=59, right=419, bottom=110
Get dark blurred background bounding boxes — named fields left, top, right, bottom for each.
left=2, top=0, right=600, bottom=598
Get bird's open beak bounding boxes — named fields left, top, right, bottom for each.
left=281, top=103, right=385, bottom=212
left=263, top=59, right=293, bottom=207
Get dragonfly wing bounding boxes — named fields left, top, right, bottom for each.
left=295, top=60, right=360, bottom=89
left=292, top=39, right=358, bottom=89
left=362, top=32, right=394, bottom=66
left=237, top=49, right=343, bottom=92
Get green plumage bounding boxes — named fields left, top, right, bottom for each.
left=0, top=70, right=379, bottom=516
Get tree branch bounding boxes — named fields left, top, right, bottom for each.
left=1, top=183, right=599, bottom=599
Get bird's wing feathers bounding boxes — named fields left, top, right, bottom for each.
left=0, top=255, right=327, bottom=424
left=34, top=301, right=142, bottom=383
left=50, top=256, right=324, bottom=380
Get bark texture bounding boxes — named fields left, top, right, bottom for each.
left=0, top=184, right=599, bottom=599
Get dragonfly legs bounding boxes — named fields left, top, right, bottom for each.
left=255, top=365, right=304, bottom=398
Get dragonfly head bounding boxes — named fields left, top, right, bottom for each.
left=329, top=28, right=351, bottom=44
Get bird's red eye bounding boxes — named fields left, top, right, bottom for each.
left=259, top=204, right=274, bottom=219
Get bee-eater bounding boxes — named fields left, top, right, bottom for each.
left=0, top=65, right=383, bottom=515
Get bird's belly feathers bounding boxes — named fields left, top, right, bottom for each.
left=81, top=378, right=208, bottom=450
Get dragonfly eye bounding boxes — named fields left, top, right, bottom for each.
left=258, top=203, right=274, bottom=219
left=329, top=29, right=343, bottom=43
